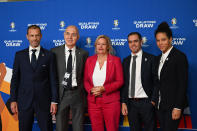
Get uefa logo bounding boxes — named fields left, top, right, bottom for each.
left=85, top=37, right=93, bottom=48
left=9, top=22, right=16, bottom=32
left=142, top=37, right=149, bottom=47
left=112, top=19, right=120, bottom=30
left=59, top=21, right=66, bottom=31
left=170, top=18, right=178, bottom=29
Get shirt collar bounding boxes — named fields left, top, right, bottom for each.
left=65, top=45, right=76, bottom=53
left=162, top=46, right=173, bottom=59
left=131, top=49, right=142, bottom=57
left=29, top=45, right=41, bottom=52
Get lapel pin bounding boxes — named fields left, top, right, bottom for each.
left=166, top=57, right=169, bottom=61
left=42, top=54, right=44, bottom=56
left=145, top=58, right=147, bottom=61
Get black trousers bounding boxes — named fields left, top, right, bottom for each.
left=18, top=102, right=53, bottom=131
left=127, top=98, right=156, bottom=131
left=156, top=109, right=182, bottom=131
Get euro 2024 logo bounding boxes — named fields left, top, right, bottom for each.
left=142, top=37, right=149, bottom=47
left=85, top=37, right=93, bottom=48
left=9, top=22, right=16, bottom=32
left=170, top=18, right=178, bottom=29
left=112, top=19, right=120, bottom=30
left=59, top=21, right=66, bottom=31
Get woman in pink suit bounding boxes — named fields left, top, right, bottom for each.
left=84, top=35, right=124, bottom=131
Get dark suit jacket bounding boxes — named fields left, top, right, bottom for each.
left=10, top=47, right=58, bottom=111
left=156, top=47, right=188, bottom=110
left=51, top=45, right=88, bottom=102
left=121, top=51, right=157, bottom=104
left=84, top=54, right=124, bottom=103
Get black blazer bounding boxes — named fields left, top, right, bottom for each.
left=121, top=51, right=157, bottom=104
left=156, top=47, right=188, bottom=110
left=10, top=47, right=58, bottom=111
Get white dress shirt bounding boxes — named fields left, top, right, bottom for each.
left=92, top=61, right=107, bottom=87
left=65, top=45, right=77, bottom=87
left=29, top=45, right=40, bottom=62
left=128, top=49, right=148, bottom=98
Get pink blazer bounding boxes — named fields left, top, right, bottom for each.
left=84, top=54, right=124, bottom=103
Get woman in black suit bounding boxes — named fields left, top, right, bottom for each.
left=154, top=22, right=188, bottom=131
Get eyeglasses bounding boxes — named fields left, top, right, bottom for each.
left=65, top=32, right=78, bottom=37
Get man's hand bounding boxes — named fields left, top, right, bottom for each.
left=172, top=108, right=181, bottom=120
left=151, top=101, right=155, bottom=106
left=121, top=103, right=128, bottom=116
left=50, top=103, right=57, bottom=115
left=10, top=102, right=18, bottom=114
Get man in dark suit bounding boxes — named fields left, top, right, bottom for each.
left=51, top=25, right=88, bottom=131
left=154, top=22, right=188, bottom=131
left=10, top=25, right=58, bottom=131
left=121, top=32, right=157, bottom=131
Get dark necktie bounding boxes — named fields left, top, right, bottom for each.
left=67, top=50, right=72, bottom=87
left=131, top=55, right=137, bottom=98
left=31, top=49, right=37, bottom=69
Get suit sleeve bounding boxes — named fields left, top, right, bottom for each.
left=83, top=58, right=92, bottom=94
left=10, top=52, right=20, bottom=102
left=49, top=52, right=59, bottom=103
left=80, top=51, right=89, bottom=89
left=151, top=56, right=159, bottom=103
left=120, top=59, right=128, bottom=103
left=175, top=54, right=188, bottom=109
left=104, top=57, right=124, bottom=95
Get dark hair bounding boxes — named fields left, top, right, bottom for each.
left=154, top=22, right=172, bottom=39
left=127, top=32, right=142, bottom=41
left=27, top=25, right=41, bottom=34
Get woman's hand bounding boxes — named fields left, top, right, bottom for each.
left=91, top=86, right=105, bottom=97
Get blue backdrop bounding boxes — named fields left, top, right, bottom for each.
left=0, top=0, right=197, bottom=130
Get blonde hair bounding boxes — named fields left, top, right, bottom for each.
left=94, top=35, right=113, bottom=54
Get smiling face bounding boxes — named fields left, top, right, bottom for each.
left=26, top=28, right=42, bottom=48
left=64, top=26, right=79, bottom=49
left=156, top=32, right=172, bottom=53
left=95, top=38, right=109, bottom=55
left=128, top=34, right=142, bottom=55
